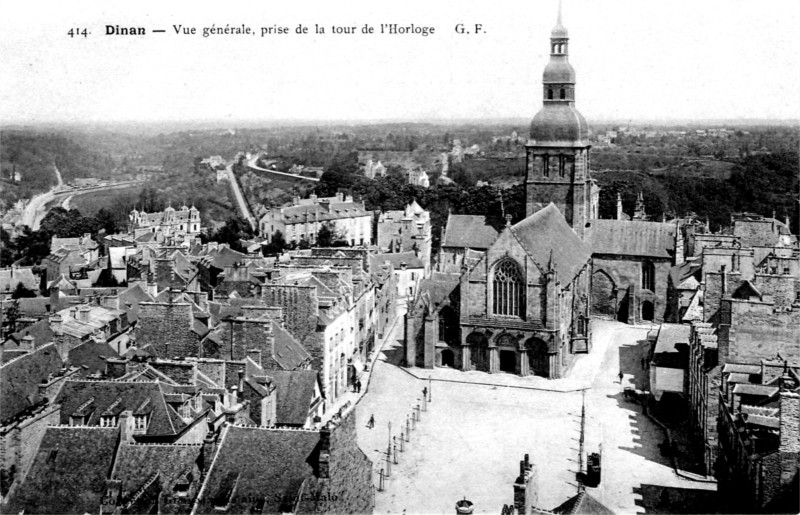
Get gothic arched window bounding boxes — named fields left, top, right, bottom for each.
left=642, top=260, right=655, bottom=291
left=493, top=259, right=524, bottom=317
left=559, top=88, right=566, bottom=100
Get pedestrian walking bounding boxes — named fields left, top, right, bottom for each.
left=356, top=380, right=362, bottom=393
left=618, top=371, right=623, bottom=384
left=367, top=414, right=375, bottom=428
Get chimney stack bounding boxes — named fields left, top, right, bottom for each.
left=721, top=265, right=727, bottom=297
left=119, top=410, right=134, bottom=443
left=49, top=314, right=63, bottom=336
left=616, top=192, right=623, bottom=220
left=779, top=389, right=799, bottom=487
left=318, top=422, right=332, bottom=478
left=202, top=429, right=217, bottom=475
left=78, top=304, right=91, bottom=323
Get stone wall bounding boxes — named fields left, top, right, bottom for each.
left=733, top=219, right=780, bottom=248
left=0, top=404, right=60, bottom=498
left=136, top=302, right=198, bottom=358
left=150, top=361, right=195, bottom=384
left=591, top=255, right=671, bottom=324
left=722, top=299, right=800, bottom=363
left=753, top=274, right=798, bottom=309
left=312, top=409, right=373, bottom=514
left=217, top=318, right=274, bottom=362
left=779, top=392, right=799, bottom=491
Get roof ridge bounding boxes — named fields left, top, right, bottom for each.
left=0, top=342, right=58, bottom=370
left=228, top=423, right=318, bottom=433
left=47, top=424, right=118, bottom=430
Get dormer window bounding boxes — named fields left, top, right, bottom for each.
left=133, top=414, right=149, bottom=431
left=70, top=416, right=85, bottom=426
left=100, top=415, right=118, bottom=427
left=173, top=476, right=191, bottom=497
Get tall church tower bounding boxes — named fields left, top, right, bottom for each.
left=525, top=3, right=599, bottom=238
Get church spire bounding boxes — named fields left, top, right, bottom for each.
left=543, top=1, right=574, bottom=104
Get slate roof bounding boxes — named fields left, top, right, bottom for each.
left=195, top=426, right=321, bottom=514
left=652, top=324, right=690, bottom=368
left=733, top=384, right=779, bottom=397
left=54, top=380, right=187, bottom=437
left=269, top=370, right=320, bottom=426
left=8, top=318, right=54, bottom=348
left=416, top=273, right=460, bottom=311
left=669, top=260, right=702, bottom=289
left=510, top=203, right=591, bottom=283
left=377, top=251, right=425, bottom=270
left=15, top=296, right=54, bottom=317
left=442, top=214, right=499, bottom=249
left=111, top=442, right=202, bottom=512
left=57, top=304, right=125, bottom=339
left=0, top=343, right=63, bottom=424
left=279, top=201, right=371, bottom=224
left=201, top=246, right=251, bottom=269
left=270, top=322, right=312, bottom=370
left=0, top=266, right=39, bottom=294
left=5, top=426, right=119, bottom=514
left=552, top=489, right=614, bottom=514
left=118, top=283, right=155, bottom=322
left=67, top=338, right=121, bottom=376
left=586, top=219, right=676, bottom=259
left=722, top=363, right=761, bottom=375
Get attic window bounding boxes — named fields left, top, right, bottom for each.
left=70, top=415, right=85, bottom=426
left=173, top=479, right=191, bottom=497
left=100, top=415, right=118, bottom=427
left=133, top=414, right=149, bottom=431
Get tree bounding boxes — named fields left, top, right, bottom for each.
left=206, top=216, right=255, bottom=252
left=3, top=300, right=20, bottom=336
left=11, top=283, right=37, bottom=299
left=95, top=208, right=118, bottom=234
left=262, top=230, right=286, bottom=256
left=40, top=207, right=99, bottom=238
left=316, top=223, right=335, bottom=247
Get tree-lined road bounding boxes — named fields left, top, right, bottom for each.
left=225, top=164, right=257, bottom=231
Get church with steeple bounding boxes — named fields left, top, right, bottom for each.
left=405, top=3, right=682, bottom=378
left=525, top=3, right=600, bottom=238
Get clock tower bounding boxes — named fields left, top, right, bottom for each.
left=525, top=3, right=599, bottom=238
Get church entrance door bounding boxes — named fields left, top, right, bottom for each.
left=499, top=350, right=516, bottom=373
left=526, top=337, right=549, bottom=377
left=617, top=292, right=630, bottom=324
left=441, top=349, right=454, bottom=367
left=642, top=301, right=654, bottom=322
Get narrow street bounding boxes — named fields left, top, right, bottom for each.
left=584, top=321, right=717, bottom=514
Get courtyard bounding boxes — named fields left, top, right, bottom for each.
left=356, top=318, right=717, bottom=514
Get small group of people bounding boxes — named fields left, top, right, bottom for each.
left=353, top=380, right=362, bottom=393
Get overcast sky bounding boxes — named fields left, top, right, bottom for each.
left=2, top=0, right=799, bottom=124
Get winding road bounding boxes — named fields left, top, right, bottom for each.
left=17, top=165, right=144, bottom=230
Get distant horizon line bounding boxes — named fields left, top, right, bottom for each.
left=2, top=116, right=800, bottom=131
